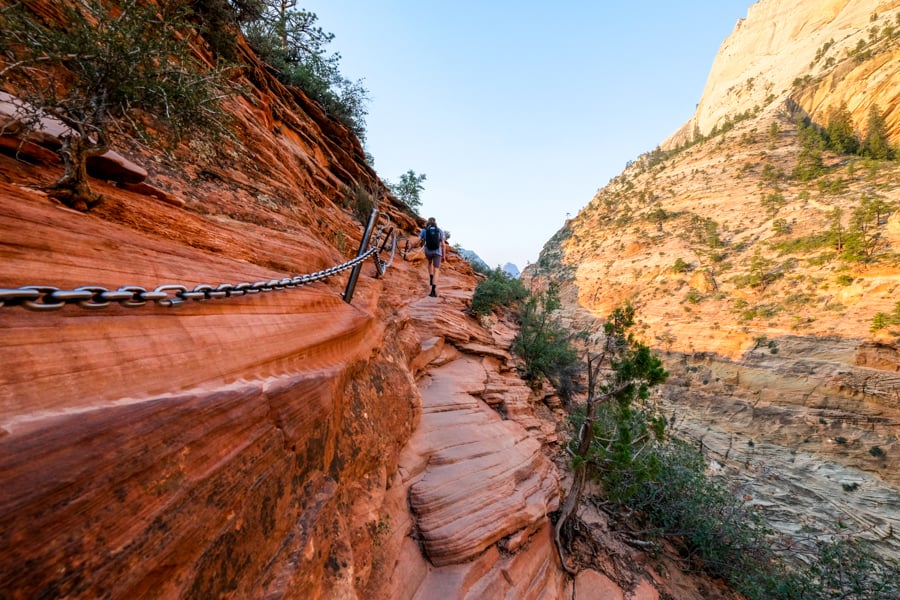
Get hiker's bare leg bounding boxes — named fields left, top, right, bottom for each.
left=428, top=254, right=441, bottom=297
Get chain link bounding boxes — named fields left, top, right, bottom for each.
left=1, top=245, right=381, bottom=312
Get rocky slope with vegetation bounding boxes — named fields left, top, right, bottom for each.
left=527, top=0, right=900, bottom=562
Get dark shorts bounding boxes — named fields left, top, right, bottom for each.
left=424, top=249, right=442, bottom=268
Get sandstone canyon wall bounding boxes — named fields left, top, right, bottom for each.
left=529, top=0, right=900, bottom=560
left=0, top=21, right=570, bottom=600
left=667, top=0, right=900, bottom=148
left=0, top=7, right=738, bottom=600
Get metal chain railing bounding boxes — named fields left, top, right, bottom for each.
left=373, top=226, right=397, bottom=278
left=1, top=211, right=397, bottom=312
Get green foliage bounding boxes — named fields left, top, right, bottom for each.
left=470, top=268, right=527, bottom=316
left=241, top=2, right=368, bottom=139
left=871, top=302, right=900, bottom=332
left=191, top=0, right=264, bottom=61
left=817, top=176, right=849, bottom=196
left=793, top=74, right=812, bottom=88
left=555, top=305, right=899, bottom=597
left=761, top=191, right=787, bottom=217
left=862, top=105, right=894, bottom=160
left=647, top=207, right=668, bottom=224
left=342, top=183, right=376, bottom=224
left=464, top=254, right=492, bottom=276
left=690, top=215, right=722, bottom=248
left=793, top=119, right=827, bottom=181
left=734, top=249, right=783, bottom=289
left=684, top=289, right=704, bottom=304
left=512, top=283, right=580, bottom=402
left=623, top=439, right=802, bottom=598
left=736, top=302, right=781, bottom=322
left=836, top=274, right=854, bottom=286
left=761, top=163, right=786, bottom=185
left=773, top=218, right=792, bottom=235
left=617, top=439, right=900, bottom=599
left=768, top=121, right=781, bottom=148
left=533, top=225, right=574, bottom=279
left=842, top=194, right=896, bottom=262
left=825, top=103, right=860, bottom=154
left=808, top=536, right=900, bottom=599
left=812, top=39, right=836, bottom=66
left=0, top=0, right=235, bottom=207
left=576, top=304, right=669, bottom=502
left=387, top=170, right=427, bottom=213
left=822, top=207, right=843, bottom=248
left=672, top=258, right=691, bottom=273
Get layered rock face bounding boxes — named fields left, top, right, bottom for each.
left=667, top=0, right=900, bottom=148
left=0, top=21, right=573, bottom=600
left=529, top=0, right=900, bottom=559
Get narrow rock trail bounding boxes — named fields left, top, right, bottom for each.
left=367, top=270, right=682, bottom=600
left=403, top=355, right=562, bottom=595
left=361, top=265, right=569, bottom=598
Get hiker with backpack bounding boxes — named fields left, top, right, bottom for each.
left=419, top=217, right=445, bottom=297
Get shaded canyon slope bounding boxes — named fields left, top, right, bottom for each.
left=0, top=10, right=744, bottom=600
left=527, top=0, right=900, bottom=558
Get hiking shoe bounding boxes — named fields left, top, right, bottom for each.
left=429, top=286, right=437, bottom=297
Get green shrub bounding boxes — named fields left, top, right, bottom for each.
left=342, top=183, right=376, bottom=224
left=512, top=283, right=580, bottom=402
left=618, top=439, right=805, bottom=599
left=0, top=0, right=236, bottom=208
left=773, top=233, right=832, bottom=255
left=603, top=436, right=900, bottom=599
left=470, top=268, right=527, bottom=316
left=684, top=289, right=704, bottom=304
left=672, top=258, right=691, bottom=273
left=241, top=6, right=369, bottom=139
left=553, top=306, right=900, bottom=599
left=773, top=218, right=792, bottom=235
left=836, top=274, right=854, bottom=286
left=871, top=302, right=900, bottom=331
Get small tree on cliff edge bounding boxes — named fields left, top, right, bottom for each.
left=553, top=303, right=668, bottom=572
left=0, top=0, right=235, bottom=210
left=387, top=170, right=426, bottom=214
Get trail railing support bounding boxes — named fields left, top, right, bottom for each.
left=343, top=208, right=378, bottom=304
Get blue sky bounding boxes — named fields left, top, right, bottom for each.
left=303, top=1, right=755, bottom=269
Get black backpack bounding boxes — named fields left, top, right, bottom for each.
left=424, top=226, right=441, bottom=250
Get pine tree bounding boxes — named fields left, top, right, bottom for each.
left=862, top=105, right=893, bottom=159
left=825, top=102, right=860, bottom=154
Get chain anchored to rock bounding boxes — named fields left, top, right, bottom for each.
left=1, top=209, right=396, bottom=311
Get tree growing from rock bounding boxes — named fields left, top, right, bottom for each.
left=241, top=1, right=369, bottom=140
left=862, top=104, right=894, bottom=160
left=0, top=0, right=234, bottom=210
left=553, top=303, right=668, bottom=572
left=388, top=169, right=427, bottom=214
left=512, top=282, right=580, bottom=403
left=825, top=102, right=860, bottom=155
left=842, top=193, right=896, bottom=262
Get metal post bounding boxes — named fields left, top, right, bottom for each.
left=343, top=208, right=378, bottom=304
